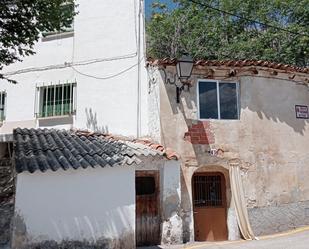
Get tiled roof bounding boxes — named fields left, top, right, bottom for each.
left=147, top=58, right=309, bottom=74
left=13, top=128, right=178, bottom=173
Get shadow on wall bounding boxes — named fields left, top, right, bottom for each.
left=159, top=69, right=309, bottom=135
left=12, top=207, right=135, bottom=249
left=85, top=108, right=109, bottom=133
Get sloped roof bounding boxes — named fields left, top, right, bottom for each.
left=13, top=128, right=178, bottom=173
left=147, top=58, right=309, bottom=74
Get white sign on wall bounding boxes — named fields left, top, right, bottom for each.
left=295, top=105, right=309, bottom=119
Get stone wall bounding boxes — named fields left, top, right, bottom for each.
left=248, top=201, right=309, bottom=236
left=0, top=158, right=14, bottom=249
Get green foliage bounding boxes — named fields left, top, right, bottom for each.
left=146, top=0, right=309, bottom=67
left=0, top=0, right=77, bottom=82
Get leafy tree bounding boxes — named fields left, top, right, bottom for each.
left=0, top=0, right=76, bottom=82
left=146, top=0, right=309, bottom=67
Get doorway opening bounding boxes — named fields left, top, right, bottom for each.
left=192, top=172, right=228, bottom=241
left=135, top=170, right=160, bottom=246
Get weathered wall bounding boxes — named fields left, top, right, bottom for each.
left=147, top=67, right=161, bottom=142
left=12, top=166, right=135, bottom=249
left=0, top=0, right=149, bottom=138
left=136, top=158, right=182, bottom=244
left=0, top=156, right=14, bottom=249
left=154, top=65, right=309, bottom=240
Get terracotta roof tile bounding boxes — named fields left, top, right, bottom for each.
left=147, top=58, right=309, bottom=74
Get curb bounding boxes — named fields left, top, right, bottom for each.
left=183, top=226, right=309, bottom=249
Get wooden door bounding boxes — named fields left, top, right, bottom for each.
left=193, top=172, right=228, bottom=241
left=136, top=171, right=160, bottom=246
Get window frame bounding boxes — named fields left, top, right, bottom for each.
left=197, top=79, right=240, bottom=120
left=35, top=82, right=77, bottom=119
left=41, top=1, right=75, bottom=41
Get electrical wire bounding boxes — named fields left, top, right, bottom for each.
left=187, top=0, right=309, bottom=37
left=71, top=56, right=144, bottom=80
left=3, top=52, right=138, bottom=76
left=4, top=1, right=140, bottom=77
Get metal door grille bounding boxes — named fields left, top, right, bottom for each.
left=193, top=175, right=222, bottom=207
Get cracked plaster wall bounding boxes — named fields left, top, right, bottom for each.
left=155, top=65, right=309, bottom=241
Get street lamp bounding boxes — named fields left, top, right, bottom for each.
left=175, top=55, right=194, bottom=103
left=161, top=55, right=194, bottom=103
left=176, top=55, right=194, bottom=82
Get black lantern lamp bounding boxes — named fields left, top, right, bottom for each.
left=175, top=55, right=194, bottom=103
left=176, top=55, right=194, bottom=82
left=161, top=54, right=194, bottom=103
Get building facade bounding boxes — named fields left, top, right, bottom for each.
left=12, top=128, right=181, bottom=249
left=0, top=0, right=149, bottom=138
left=1, top=0, right=309, bottom=247
left=0, top=1, right=183, bottom=248
left=147, top=59, right=309, bottom=242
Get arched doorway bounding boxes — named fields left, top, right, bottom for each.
left=192, top=172, right=228, bottom=241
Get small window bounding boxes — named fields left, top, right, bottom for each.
left=136, top=177, right=156, bottom=195
left=42, top=1, right=75, bottom=39
left=198, top=81, right=239, bottom=120
left=0, top=92, right=6, bottom=121
left=36, top=83, right=76, bottom=118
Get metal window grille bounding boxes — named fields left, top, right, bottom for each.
left=35, top=82, right=76, bottom=118
left=0, top=92, right=6, bottom=121
left=193, top=175, right=223, bottom=207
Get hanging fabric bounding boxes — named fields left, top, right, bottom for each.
left=229, top=162, right=258, bottom=240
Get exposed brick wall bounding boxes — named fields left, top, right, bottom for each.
left=184, top=121, right=215, bottom=144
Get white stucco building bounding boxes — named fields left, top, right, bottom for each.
left=12, top=128, right=181, bottom=249
left=0, top=0, right=149, bottom=138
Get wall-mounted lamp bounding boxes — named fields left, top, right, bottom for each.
left=176, top=55, right=194, bottom=82
left=162, top=55, right=194, bottom=103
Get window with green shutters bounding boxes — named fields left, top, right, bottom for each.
left=36, top=83, right=76, bottom=118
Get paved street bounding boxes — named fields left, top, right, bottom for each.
left=140, top=227, right=309, bottom=249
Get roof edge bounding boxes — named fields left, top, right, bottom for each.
left=146, top=58, right=309, bottom=75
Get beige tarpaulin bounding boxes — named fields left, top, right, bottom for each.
left=229, top=162, right=258, bottom=240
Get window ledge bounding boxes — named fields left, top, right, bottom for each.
left=37, top=114, right=74, bottom=120
left=37, top=115, right=74, bottom=127
left=41, top=31, right=74, bottom=42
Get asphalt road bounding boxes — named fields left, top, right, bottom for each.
left=139, top=228, right=309, bottom=249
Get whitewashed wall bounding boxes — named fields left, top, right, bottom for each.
left=161, top=160, right=182, bottom=244
left=0, top=0, right=149, bottom=137
left=147, top=68, right=161, bottom=142
left=12, top=166, right=135, bottom=248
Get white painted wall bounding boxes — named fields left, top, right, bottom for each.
left=161, top=160, right=182, bottom=244
left=13, top=166, right=135, bottom=243
left=147, top=67, right=161, bottom=142
left=0, top=0, right=149, bottom=137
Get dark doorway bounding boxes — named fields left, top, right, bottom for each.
left=192, top=172, right=228, bottom=241
left=136, top=170, right=160, bottom=246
